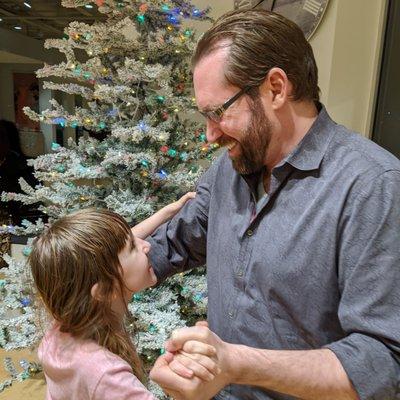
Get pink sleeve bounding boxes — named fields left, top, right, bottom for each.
left=93, top=363, right=156, bottom=400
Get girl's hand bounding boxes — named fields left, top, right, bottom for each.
left=165, top=192, right=196, bottom=218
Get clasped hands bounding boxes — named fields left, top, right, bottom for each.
left=150, top=321, right=232, bottom=400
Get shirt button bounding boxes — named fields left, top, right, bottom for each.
left=246, top=229, right=253, bottom=236
left=237, top=270, right=243, bottom=277
left=228, top=311, right=234, bottom=318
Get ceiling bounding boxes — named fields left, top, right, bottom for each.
left=0, top=0, right=104, bottom=40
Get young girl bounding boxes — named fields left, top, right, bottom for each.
left=29, top=193, right=215, bottom=400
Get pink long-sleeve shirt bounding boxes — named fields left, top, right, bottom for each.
left=38, top=324, right=156, bottom=400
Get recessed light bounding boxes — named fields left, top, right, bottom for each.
left=85, top=4, right=94, bottom=9
left=14, top=26, right=22, bottom=30
left=24, top=2, right=32, bottom=8
left=0, top=18, right=3, bottom=22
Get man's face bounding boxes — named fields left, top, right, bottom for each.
left=193, top=48, right=272, bottom=175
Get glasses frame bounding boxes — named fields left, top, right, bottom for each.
left=199, top=85, right=252, bottom=123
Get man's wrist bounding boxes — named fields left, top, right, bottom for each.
left=220, top=342, right=248, bottom=385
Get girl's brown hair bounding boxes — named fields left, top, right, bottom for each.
left=29, top=208, right=144, bottom=382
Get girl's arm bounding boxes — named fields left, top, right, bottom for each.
left=131, top=192, right=196, bottom=239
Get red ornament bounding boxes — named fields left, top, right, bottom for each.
left=162, top=112, right=169, bottom=120
left=139, top=3, right=149, bottom=13
left=96, top=0, right=105, bottom=6
left=160, top=145, right=169, bottom=153
left=176, top=83, right=185, bottom=93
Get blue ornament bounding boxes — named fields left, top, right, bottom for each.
left=107, top=108, right=118, bottom=117
left=141, top=160, right=149, bottom=168
left=22, top=247, right=32, bottom=257
left=98, top=122, right=106, bottom=129
left=138, top=120, right=148, bottom=132
left=132, top=293, right=142, bottom=301
left=148, top=324, right=157, bottom=333
left=71, top=121, right=79, bottom=128
left=199, top=133, right=207, bottom=142
left=167, top=14, right=179, bottom=24
left=51, top=142, right=61, bottom=151
left=192, top=8, right=201, bottom=17
left=21, top=298, right=31, bottom=307
left=180, top=152, right=188, bottom=161
left=194, top=293, right=203, bottom=302
left=56, top=165, right=66, bottom=173
left=73, top=67, right=82, bottom=76
left=53, top=117, right=66, bottom=127
left=0, top=279, right=6, bottom=289
left=161, top=5, right=170, bottom=11
left=78, top=165, right=88, bottom=174
left=181, top=287, right=189, bottom=295
left=155, top=170, right=168, bottom=180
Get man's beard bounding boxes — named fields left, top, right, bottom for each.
left=227, top=97, right=272, bottom=175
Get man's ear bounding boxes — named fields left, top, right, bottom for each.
left=261, top=67, right=290, bottom=110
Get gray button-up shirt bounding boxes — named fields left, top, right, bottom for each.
left=148, top=106, right=400, bottom=399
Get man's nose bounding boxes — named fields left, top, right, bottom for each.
left=205, top=119, right=223, bottom=143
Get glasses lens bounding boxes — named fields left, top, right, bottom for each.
left=199, top=110, right=221, bottom=123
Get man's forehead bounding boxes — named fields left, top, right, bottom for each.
left=193, top=49, right=231, bottom=109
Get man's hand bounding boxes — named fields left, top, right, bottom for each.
left=150, top=323, right=233, bottom=400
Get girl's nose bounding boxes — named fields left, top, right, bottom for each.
left=142, top=240, right=151, bottom=254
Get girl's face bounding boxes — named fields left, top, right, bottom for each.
left=118, top=236, right=157, bottom=299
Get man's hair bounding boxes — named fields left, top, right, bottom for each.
left=29, top=208, right=145, bottom=382
left=192, top=9, right=320, bottom=102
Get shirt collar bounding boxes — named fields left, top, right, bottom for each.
left=240, top=103, right=336, bottom=192
left=279, top=103, right=336, bottom=171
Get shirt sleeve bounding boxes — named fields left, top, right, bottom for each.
left=325, top=170, right=400, bottom=400
left=147, top=163, right=216, bottom=283
left=93, top=363, right=155, bottom=400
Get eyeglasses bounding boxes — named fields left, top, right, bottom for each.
left=198, top=86, right=252, bottom=123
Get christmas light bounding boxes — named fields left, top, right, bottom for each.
left=137, top=15, right=145, bottom=24
left=167, top=149, right=177, bottom=157
left=22, top=247, right=32, bottom=257
left=56, top=165, right=66, bottom=173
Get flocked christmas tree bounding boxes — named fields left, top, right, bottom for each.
left=0, top=0, right=216, bottom=395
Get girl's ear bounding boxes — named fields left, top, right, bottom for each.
left=91, top=283, right=101, bottom=300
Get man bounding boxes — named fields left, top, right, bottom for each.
left=149, top=9, right=400, bottom=400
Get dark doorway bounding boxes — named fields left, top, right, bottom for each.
left=372, top=0, right=400, bottom=159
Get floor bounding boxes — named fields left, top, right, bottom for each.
left=0, top=345, right=46, bottom=399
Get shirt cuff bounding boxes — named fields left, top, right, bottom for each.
left=325, top=333, right=399, bottom=399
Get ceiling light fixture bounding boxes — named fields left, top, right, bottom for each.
left=85, top=4, right=94, bottom=9
left=24, top=2, right=32, bottom=8
left=14, top=26, right=22, bottom=30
